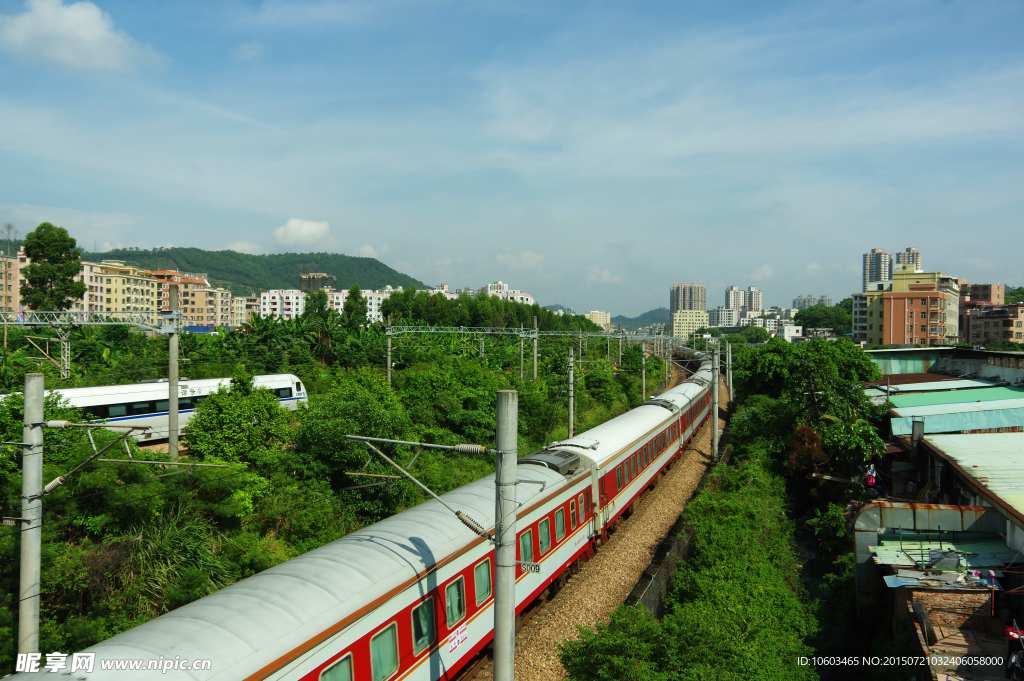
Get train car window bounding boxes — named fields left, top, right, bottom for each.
left=155, top=400, right=169, bottom=412
left=625, top=461, right=631, bottom=483
left=632, top=454, right=638, bottom=475
left=194, top=395, right=207, bottom=405
left=577, top=494, right=585, bottom=519
left=319, top=655, right=353, bottom=681
left=518, top=530, right=534, bottom=564
left=108, top=404, right=127, bottom=417
left=370, top=623, right=399, bottom=681
left=84, top=405, right=108, bottom=419
left=538, top=518, right=551, bottom=555
left=569, top=500, right=577, bottom=529
left=555, top=509, right=566, bottom=541
left=295, top=381, right=304, bottom=393
left=131, top=402, right=154, bottom=416
left=615, top=467, right=622, bottom=490
left=178, top=397, right=193, bottom=409
left=276, top=387, right=293, bottom=398
left=445, top=577, right=467, bottom=627
left=411, top=598, right=435, bottom=655
left=474, top=559, right=492, bottom=605
left=585, top=488, right=591, bottom=512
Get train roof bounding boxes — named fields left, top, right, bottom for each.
left=546, top=356, right=713, bottom=469
left=51, top=463, right=568, bottom=681
left=44, top=374, right=299, bottom=400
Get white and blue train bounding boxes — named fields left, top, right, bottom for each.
left=48, top=373, right=307, bottom=440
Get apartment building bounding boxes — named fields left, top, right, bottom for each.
left=671, top=309, right=709, bottom=340
left=894, top=247, right=923, bottom=272
left=963, top=304, right=1024, bottom=345
left=708, top=307, right=739, bottom=327
left=851, top=268, right=960, bottom=346
left=671, top=283, right=706, bottom=313
left=862, top=248, right=893, bottom=293
left=584, top=310, right=611, bottom=330
left=724, top=285, right=762, bottom=310
left=262, top=289, right=306, bottom=320
left=485, top=281, right=534, bottom=305
left=232, top=295, right=260, bottom=327
left=962, top=283, right=1005, bottom=305
left=793, top=294, right=833, bottom=309
left=18, top=255, right=158, bottom=314
left=1, top=254, right=19, bottom=311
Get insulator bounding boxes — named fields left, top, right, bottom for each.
left=456, top=511, right=488, bottom=537
left=43, top=476, right=66, bottom=494
left=454, top=444, right=486, bottom=456
left=45, top=420, right=70, bottom=429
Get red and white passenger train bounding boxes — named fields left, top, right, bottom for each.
left=35, top=356, right=713, bottom=681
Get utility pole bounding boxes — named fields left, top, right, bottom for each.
left=532, top=316, right=538, bottom=380
left=493, top=390, right=518, bottom=681
left=19, top=373, right=43, bottom=655
left=618, top=324, right=622, bottom=364
left=712, top=349, right=720, bottom=461
left=568, top=346, right=574, bottom=438
left=726, top=341, right=732, bottom=402
left=168, top=284, right=179, bottom=459
left=386, top=315, right=392, bottom=385
left=519, top=335, right=524, bottom=381
left=641, top=346, right=646, bottom=399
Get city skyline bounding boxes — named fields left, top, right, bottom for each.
left=2, top=0, right=1022, bottom=316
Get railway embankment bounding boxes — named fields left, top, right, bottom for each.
left=475, top=376, right=730, bottom=681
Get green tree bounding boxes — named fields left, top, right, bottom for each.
left=794, top=304, right=852, bottom=335
left=342, top=283, right=368, bottom=324
left=20, top=223, right=88, bottom=311
left=182, top=369, right=289, bottom=473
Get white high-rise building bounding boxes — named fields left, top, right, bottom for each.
left=708, top=307, right=739, bottom=327
left=895, top=247, right=923, bottom=272
left=862, top=248, right=893, bottom=293
left=724, top=285, right=744, bottom=309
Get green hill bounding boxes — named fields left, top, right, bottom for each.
left=78, top=247, right=426, bottom=296
left=612, top=307, right=670, bottom=330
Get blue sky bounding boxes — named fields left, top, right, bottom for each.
left=0, top=0, right=1021, bottom=315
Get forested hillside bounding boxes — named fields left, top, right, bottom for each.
left=611, top=307, right=670, bottom=330
left=76, top=247, right=426, bottom=296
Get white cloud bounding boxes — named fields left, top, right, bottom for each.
left=358, top=243, right=389, bottom=258
left=495, top=250, right=544, bottom=272
left=587, top=266, right=623, bottom=284
left=272, top=218, right=330, bottom=248
left=806, top=262, right=823, bottom=275
left=225, top=240, right=265, bottom=254
left=0, top=0, right=165, bottom=71
left=232, top=41, right=265, bottom=62
left=751, top=264, right=774, bottom=281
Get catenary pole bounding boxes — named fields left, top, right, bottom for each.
left=493, top=390, right=518, bottom=681
left=532, top=316, right=538, bottom=380
left=168, top=284, right=179, bottom=459
left=727, top=341, right=732, bottom=402
left=641, top=345, right=646, bottom=399
left=712, top=349, right=720, bottom=461
left=568, top=346, right=574, bottom=438
left=519, top=336, right=524, bottom=381
left=386, top=315, right=392, bottom=386
left=618, top=324, right=622, bottom=364
left=19, top=373, right=43, bottom=654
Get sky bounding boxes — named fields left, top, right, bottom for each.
left=0, top=0, right=1022, bottom=316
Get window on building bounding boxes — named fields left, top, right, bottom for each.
left=370, top=624, right=399, bottom=681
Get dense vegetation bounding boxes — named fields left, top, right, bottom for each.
left=793, top=298, right=853, bottom=336
left=559, top=337, right=898, bottom=681
left=78, top=246, right=426, bottom=296
left=0, top=284, right=665, bottom=673
left=1007, top=286, right=1024, bottom=305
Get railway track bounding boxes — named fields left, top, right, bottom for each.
left=466, top=368, right=729, bottom=681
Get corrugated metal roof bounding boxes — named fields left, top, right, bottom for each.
left=889, top=386, right=1024, bottom=408
left=869, top=534, right=1017, bottom=568
left=883, top=379, right=1005, bottom=393
left=926, top=433, right=1024, bottom=521
left=891, top=398, right=1024, bottom=435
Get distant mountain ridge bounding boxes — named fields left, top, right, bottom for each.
left=611, top=307, right=670, bottom=330
left=78, top=247, right=426, bottom=297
